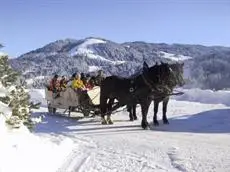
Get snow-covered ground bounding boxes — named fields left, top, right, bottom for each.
left=1, top=88, right=230, bottom=172
left=0, top=85, right=77, bottom=172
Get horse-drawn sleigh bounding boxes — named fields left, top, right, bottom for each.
left=45, top=86, right=101, bottom=117
left=45, top=61, right=185, bottom=129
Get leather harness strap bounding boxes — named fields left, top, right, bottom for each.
left=141, top=74, right=156, bottom=91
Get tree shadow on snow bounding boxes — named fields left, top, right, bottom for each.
left=152, top=108, right=230, bottom=134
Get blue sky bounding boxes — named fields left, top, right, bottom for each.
left=1, top=0, right=230, bottom=57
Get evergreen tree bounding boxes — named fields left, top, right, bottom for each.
left=0, top=46, right=39, bottom=129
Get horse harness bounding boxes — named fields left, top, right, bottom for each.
left=127, top=74, right=156, bottom=103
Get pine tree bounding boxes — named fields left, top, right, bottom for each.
left=0, top=54, right=19, bottom=87
left=0, top=46, right=39, bottom=129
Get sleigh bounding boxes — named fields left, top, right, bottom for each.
left=44, top=86, right=101, bottom=117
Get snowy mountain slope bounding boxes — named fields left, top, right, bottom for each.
left=69, top=38, right=126, bottom=64
left=9, top=37, right=230, bottom=89
left=88, top=66, right=102, bottom=72
left=69, top=38, right=106, bottom=57
left=159, top=51, right=192, bottom=61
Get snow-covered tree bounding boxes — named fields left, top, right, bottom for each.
left=0, top=48, right=39, bottom=129
left=0, top=53, right=19, bottom=87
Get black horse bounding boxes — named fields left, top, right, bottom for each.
left=100, top=62, right=173, bottom=129
left=127, top=62, right=185, bottom=125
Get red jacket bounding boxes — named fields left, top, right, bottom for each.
left=85, top=82, right=93, bottom=90
left=49, top=78, right=58, bottom=91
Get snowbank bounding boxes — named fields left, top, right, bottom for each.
left=0, top=115, right=75, bottom=172
left=173, top=88, right=230, bottom=106
left=0, top=88, right=76, bottom=172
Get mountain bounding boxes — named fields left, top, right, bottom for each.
left=9, top=37, right=230, bottom=89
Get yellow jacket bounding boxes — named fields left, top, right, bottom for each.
left=71, top=79, right=85, bottom=89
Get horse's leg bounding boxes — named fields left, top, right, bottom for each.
left=127, top=105, right=132, bottom=121
left=101, top=113, right=107, bottom=125
left=100, top=95, right=108, bottom=125
left=162, top=97, right=169, bottom=124
left=107, top=98, right=115, bottom=124
left=127, top=104, right=134, bottom=121
left=68, top=106, right=71, bottom=117
left=133, top=104, right=138, bottom=120
left=140, top=100, right=151, bottom=129
left=153, top=100, right=160, bottom=126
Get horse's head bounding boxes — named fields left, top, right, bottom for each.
left=169, top=62, right=185, bottom=87
left=145, top=61, right=172, bottom=85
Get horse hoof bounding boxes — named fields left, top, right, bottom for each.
left=134, top=117, right=138, bottom=120
left=142, top=125, right=149, bottom=130
left=163, top=120, right=169, bottom=124
left=143, top=125, right=150, bottom=130
left=141, top=121, right=149, bottom=129
left=107, top=119, right=113, bottom=124
left=101, top=120, right=107, bottom=125
left=107, top=120, right=113, bottom=125
left=154, top=121, right=159, bottom=126
left=129, top=118, right=134, bottom=121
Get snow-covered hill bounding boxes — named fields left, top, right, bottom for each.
left=9, top=37, right=230, bottom=89
left=1, top=88, right=230, bottom=172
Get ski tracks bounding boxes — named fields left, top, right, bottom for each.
left=167, top=147, right=188, bottom=172
left=56, top=136, right=97, bottom=172
left=56, top=136, right=180, bottom=172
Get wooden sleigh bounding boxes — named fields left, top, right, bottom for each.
left=44, top=86, right=101, bottom=117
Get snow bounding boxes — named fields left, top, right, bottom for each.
left=23, top=52, right=58, bottom=59
left=0, top=119, right=75, bottom=172
left=0, top=87, right=76, bottom=172
left=1, top=87, right=230, bottom=172
left=70, top=38, right=106, bottom=57
left=159, top=51, right=192, bottom=61
left=26, top=76, right=47, bottom=85
left=88, top=66, right=101, bottom=72
left=28, top=89, right=47, bottom=106
left=0, top=82, right=7, bottom=97
left=114, top=60, right=126, bottom=65
left=173, top=88, right=230, bottom=106
left=70, top=38, right=126, bottom=65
